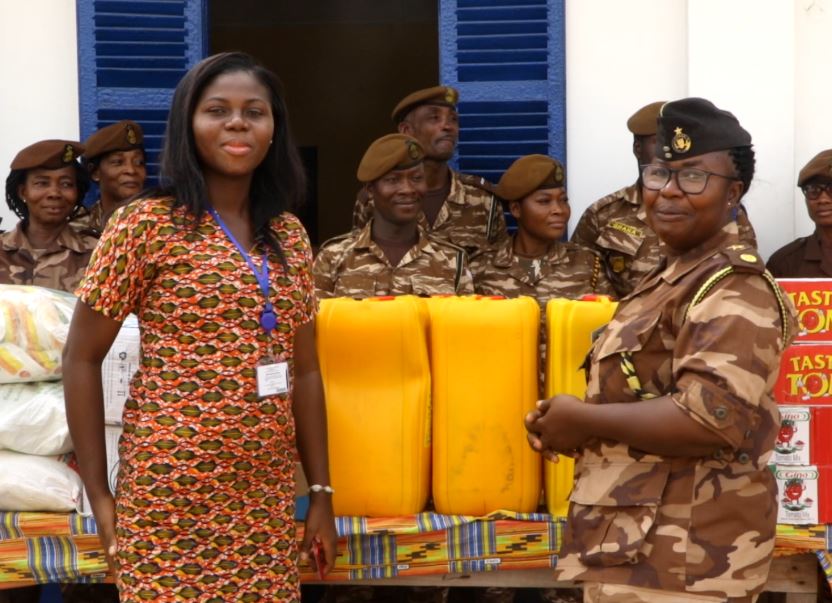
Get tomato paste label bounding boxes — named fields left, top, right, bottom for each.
left=776, top=279, right=832, bottom=343
left=775, top=465, right=819, bottom=524
left=774, top=345, right=832, bottom=404
left=773, top=406, right=811, bottom=465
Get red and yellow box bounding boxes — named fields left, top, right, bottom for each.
left=776, top=279, right=832, bottom=343
left=774, top=344, right=832, bottom=405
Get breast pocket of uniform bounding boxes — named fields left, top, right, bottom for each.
left=409, top=273, right=457, bottom=296
left=568, top=460, right=671, bottom=567
left=596, top=227, right=644, bottom=262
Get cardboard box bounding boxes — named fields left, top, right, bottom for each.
left=773, top=406, right=811, bottom=465
left=776, top=279, right=832, bottom=343
left=102, top=315, right=140, bottom=425
left=80, top=424, right=122, bottom=515
left=775, top=465, right=819, bottom=525
left=774, top=344, right=832, bottom=405
left=812, top=407, right=832, bottom=465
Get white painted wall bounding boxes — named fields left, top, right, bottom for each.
left=566, top=0, right=832, bottom=260
left=0, top=0, right=80, bottom=229
left=565, top=0, right=688, bottom=238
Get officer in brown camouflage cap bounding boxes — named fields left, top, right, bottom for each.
left=351, top=85, right=506, bottom=258
left=314, top=133, right=474, bottom=300
left=1, top=139, right=98, bottom=292
left=527, top=97, right=795, bottom=602
left=571, top=101, right=758, bottom=297
left=74, top=120, right=146, bottom=234
left=471, top=154, right=613, bottom=317
left=768, top=148, right=832, bottom=277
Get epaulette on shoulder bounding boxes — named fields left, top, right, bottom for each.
left=720, top=243, right=765, bottom=273
left=457, top=172, right=498, bottom=195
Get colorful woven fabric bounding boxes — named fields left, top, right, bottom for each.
left=3, top=511, right=829, bottom=590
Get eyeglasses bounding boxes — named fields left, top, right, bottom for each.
left=802, top=182, right=832, bottom=201
left=640, top=164, right=740, bottom=195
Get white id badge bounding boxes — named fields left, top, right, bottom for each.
left=257, top=361, right=289, bottom=397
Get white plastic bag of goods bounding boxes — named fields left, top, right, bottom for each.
left=0, top=381, right=71, bottom=455
left=102, top=314, right=140, bottom=425
left=0, top=285, right=76, bottom=383
left=0, top=451, right=82, bottom=512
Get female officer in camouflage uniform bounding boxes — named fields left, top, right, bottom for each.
left=526, top=98, right=796, bottom=602
left=1, top=139, right=97, bottom=292
left=470, top=154, right=614, bottom=304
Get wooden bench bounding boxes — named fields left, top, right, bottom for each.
left=307, top=553, right=820, bottom=602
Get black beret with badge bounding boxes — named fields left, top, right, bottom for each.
left=83, top=120, right=144, bottom=161
left=357, top=134, right=425, bottom=183
left=656, top=97, right=751, bottom=161
left=798, top=149, right=832, bottom=187
left=497, top=154, right=565, bottom=201
left=10, top=140, right=85, bottom=171
left=391, top=85, right=459, bottom=124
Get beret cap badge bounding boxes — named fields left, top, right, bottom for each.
left=406, top=140, right=421, bottom=160
left=444, top=87, right=458, bottom=104
left=126, top=125, right=138, bottom=145
left=554, top=164, right=564, bottom=184
left=62, top=144, right=75, bottom=163
left=672, top=127, right=692, bottom=154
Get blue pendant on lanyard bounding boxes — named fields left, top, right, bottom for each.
left=208, top=207, right=276, bottom=335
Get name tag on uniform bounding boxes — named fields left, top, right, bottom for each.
left=257, top=361, right=289, bottom=397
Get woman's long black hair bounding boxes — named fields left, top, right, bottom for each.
left=150, top=52, right=306, bottom=258
left=5, top=163, right=90, bottom=223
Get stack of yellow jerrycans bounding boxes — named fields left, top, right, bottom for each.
left=316, top=294, right=616, bottom=518
left=428, top=295, right=541, bottom=515
left=316, top=296, right=432, bottom=516
left=544, top=295, right=617, bottom=516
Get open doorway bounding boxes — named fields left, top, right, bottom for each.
left=210, top=1, right=439, bottom=245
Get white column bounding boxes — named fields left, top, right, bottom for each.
left=794, top=0, right=832, bottom=238
left=687, top=0, right=795, bottom=259
left=565, top=0, right=689, bottom=234
left=0, top=0, right=80, bottom=229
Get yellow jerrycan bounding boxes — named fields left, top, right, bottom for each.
left=316, top=296, right=431, bottom=516
left=430, top=295, right=541, bottom=515
left=544, top=295, right=617, bottom=516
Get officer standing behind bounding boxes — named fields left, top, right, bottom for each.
left=352, top=86, right=506, bottom=257
left=74, top=119, right=146, bottom=234
left=471, top=154, right=614, bottom=304
left=767, top=149, right=832, bottom=277
left=1, top=140, right=98, bottom=291
left=571, top=101, right=757, bottom=297
left=315, top=133, right=474, bottom=298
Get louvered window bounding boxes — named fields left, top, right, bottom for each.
left=77, top=0, right=206, bottom=187
left=441, top=0, right=564, bottom=231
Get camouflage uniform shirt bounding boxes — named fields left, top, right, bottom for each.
left=766, top=230, right=832, bottom=278
left=571, top=183, right=758, bottom=298
left=0, top=222, right=99, bottom=292
left=313, top=221, right=474, bottom=299
left=352, top=169, right=507, bottom=258
left=469, top=236, right=615, bottom=304
left=70, top=200, right=108, bottom=235
left=556, top=222, right=796, bottom=599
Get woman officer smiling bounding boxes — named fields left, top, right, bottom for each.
left=526, top=98, right=796, bottom=603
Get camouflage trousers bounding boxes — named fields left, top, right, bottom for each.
left=582, top=583, right=758, bottom=602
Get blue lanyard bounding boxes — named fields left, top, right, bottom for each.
left=208, top=207, right=277, bottom=334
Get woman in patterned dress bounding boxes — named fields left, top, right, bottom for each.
left=63, top=52, right=336, bottom=602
